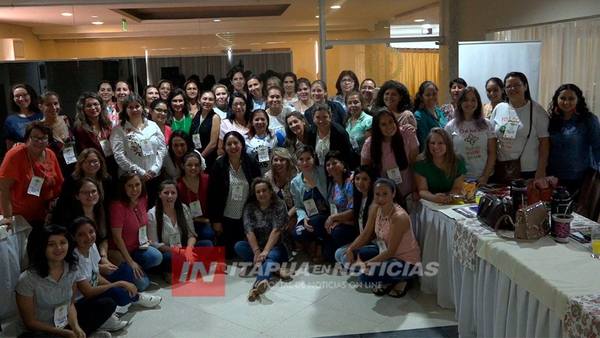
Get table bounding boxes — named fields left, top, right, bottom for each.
left=412, top=200, right=600, bottom=338
left=0, top=216, right=31, bottom=322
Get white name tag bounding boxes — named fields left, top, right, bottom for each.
left=303, top=199, right=319, bottom=216
left=375, top=239, right=388, bottom=253
left=192, top=134, right=202, bottom=149
left=386, top=167, right=403, bottom=184
left=503, top=121, right=519, bottom=139
left=169, top=233, right=180, bottom=246
left=141, top=140, right=153, bottom=156
left=62, top=146, right=77, bottom=165
left=100, top=139, right=113, bottom=157
left=330, top=203, right=338, bottom=215
left=350, top=137, right=359, bottom=150
left=53, top=303, right=69, bottom=328
left=232, top=184, right=244, bottom=201
left=138, top=225, right=149, bottom=246
left=257, top=146, right=270, bottom=163
left=90, top=270, right=98, bottom=287
left=27, top=176, right=44, bottom=197
left=189, top=200, right=203, bottom=218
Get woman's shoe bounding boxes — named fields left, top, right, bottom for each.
left=388, top=281, right=409, bottom=298
left=371, top=283, right=393, bottom=296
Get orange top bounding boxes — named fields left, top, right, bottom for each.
left=0, top=144, right=64, bottom=223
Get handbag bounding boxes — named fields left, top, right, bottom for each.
left=494, top=101, right=533, bottom=184
left=496, top=201, right=549, bottom=240
left=527, top=177, right=558, bottom=204
left=477, top=194, right=513, bottom=230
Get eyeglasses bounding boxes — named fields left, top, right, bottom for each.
left=153, top=108, right=168, bottom=114
left=30, top=136, right=49, bottom=143
left=85, top=159, right=100, bottom=166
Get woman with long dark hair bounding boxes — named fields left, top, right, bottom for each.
left=483, top=77, right=506, bottom=118
left=190, top=90, right=220, bottom=169
left=207, top=131, right=261, bottom=257
left=361, top=108, right=418, bottom=206
left=375, top=80, right=415, bottom=128
left=444, top=87, right=496, bottom=184
left=334, top=166, right=377, bottom=265
left=548, top=83, right=600, bottom=194
left=247, top=74, right=267, bottom=111
left=414, top=81, right=448, bottom=151
left=218, top=92, right=250, bottom=155
left=440, top=77, right=468, bottom=120
left=168, top=88, right=192, bottom=135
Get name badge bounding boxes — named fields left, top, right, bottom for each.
left=169, top=233, right=180, bottom=246
left=192, top=134, right=202, bottom=149
left=189, top=200, right=203, bottom=218
left=138, top=225, right=149, bottom=246
left=27, top=176, right=44, bottom=197
left=53, top=303, right=69, bottom=328
left=141, top=140, right=153, bottom=156
left=303, top=199, right=319, bottom=216
left=330, top=203, right=338, bottom=215
left=62, top=146, right=77, bottom=165
left=257, top=146, right=270, bottom=163
left=386, top=167, right=403, bottom=184
left=350, top=137, right=359, bottom=150
left=503, top=121, right=519, bottom=139
left=375, top=239, right=388, bottom=253
left=100, top=139, right=113, bottom=157
left=232, top=184, right=244, bottom=201
left=90, top=270, right=98, bottom=287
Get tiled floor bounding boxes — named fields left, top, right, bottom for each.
left=1, top=263, right=457, bottom=338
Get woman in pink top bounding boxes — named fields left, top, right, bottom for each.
left=361, top=108, right=419, bottom=207
left=344, top=178, right=421, bottom=298
left=108, top=172, right=162, bottom=291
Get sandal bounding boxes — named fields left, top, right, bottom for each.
left=388, top=281, right=409, bottom=298
left=371, top=283, right=393, bottom=296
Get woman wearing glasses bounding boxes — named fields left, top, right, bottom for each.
left=0, top=121, right=64, bottom=227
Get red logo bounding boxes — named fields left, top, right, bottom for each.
left=170, top=247, right=226, bottom=297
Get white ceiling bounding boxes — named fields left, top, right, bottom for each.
left=0, top=0, right=439, bottom=40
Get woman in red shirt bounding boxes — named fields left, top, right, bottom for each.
left=177, top=151, right=214, bottom=243
left=0, top=121, right=64, bottom=227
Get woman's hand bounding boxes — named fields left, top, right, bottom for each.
left=184, top=246, right=195, bottom=262
left=256, top=250, right=268, bottom=264
left=304, top=218, right=314, bottom=232
left=212, top=223, right=223, bottom=235
left=118, top=281, right=138, bottom=298
left=99, top=261, right=118, bottom=275
left=433, top=193, right=452, bottom=204
left=345, top=247, right=355, bottom=264
left=129, top=261, right=145, bottom=280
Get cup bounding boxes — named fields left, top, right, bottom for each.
left=592, top=225, right=600, bottom=259
left=551, top=214, right=573, bottom=243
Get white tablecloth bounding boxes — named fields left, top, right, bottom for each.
left=0, top=216, right=31, bottom=322
left=412, top=200, right=600, bottom=338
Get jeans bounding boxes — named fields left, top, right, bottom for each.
left=194, top=222, right=216, bottom=242
left=119, top=246, right=163, bottom=291
left=293, top=215, right=356, bottom=262
left=106, top=263, right=145, bottom=297
left=356, top=245, right=416, bottom=285
left=220, top=217, right=245, bottom=259
left=157, top=240, right=214, bottom=272
left=234, top=241, right=288, bottom=281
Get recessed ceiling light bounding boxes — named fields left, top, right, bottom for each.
left=315, top=15, right=319, bottom=18
left=414, top=19, right=425, bottom=22
left=213, top=19, right=221, bottom=22
left=330, top=5, right=341, bottom=9
left=91, top=21, right=104, bottom=25
left=61, top=12, right=72, bottom=17
left=91, top=15, right=98, bottom=18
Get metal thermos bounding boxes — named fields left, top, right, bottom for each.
left=510, top=179, right=528, bottom=217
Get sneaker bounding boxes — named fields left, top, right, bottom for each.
left=99, top=314, right=129, bottom=332
left=255, top=279, right=269, bottom=295
left=135, top=293, right=162, bottom=308
left=89, top=330, right=112, bottom=338
left=115, top=304, right=130, bottom=315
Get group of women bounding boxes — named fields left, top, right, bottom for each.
left=1, top=67, right=599, bottom=337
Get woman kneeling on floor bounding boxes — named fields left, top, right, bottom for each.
left=344, top=178, right=421, bottom=297
left=235, top=178, right=291, bottom=301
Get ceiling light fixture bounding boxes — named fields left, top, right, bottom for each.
left=315, top=15, right=319, bottom=18
left=91, top=21, right=104, bottom=25
left=330, top=5, right=341, bottom=9
left=213, top=19, right=221, bottom=22
left=414, top=19, right=425, bottom=22
left=91, top=15, right=98, bottom=18
left=61, top=12, right=73, bottom=17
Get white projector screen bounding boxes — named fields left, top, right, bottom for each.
left=458, top=41, right=541, bottom=103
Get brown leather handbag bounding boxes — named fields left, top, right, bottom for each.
left=496, top=201, right=550, bottom=240
left=494, top=102, right=533, bottom=185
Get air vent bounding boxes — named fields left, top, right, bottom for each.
left=116, top=4, right=290, bottom=21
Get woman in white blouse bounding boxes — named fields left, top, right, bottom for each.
left=110, top=94, right=167, bottom=205
left=147, top=180, right=212, bottom=282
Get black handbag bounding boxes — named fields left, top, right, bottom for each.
left=477, top=194, right=513, bottom=230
